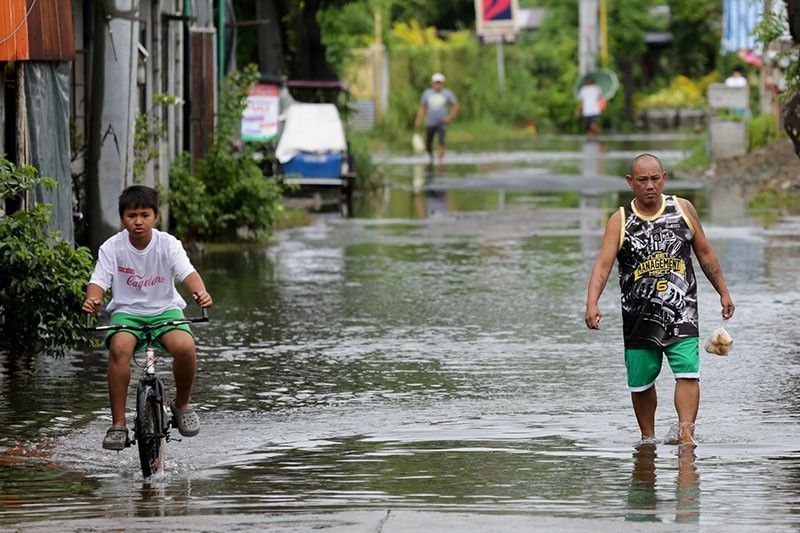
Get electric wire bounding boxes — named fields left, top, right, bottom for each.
left=0, top=0, right=39, bottom=47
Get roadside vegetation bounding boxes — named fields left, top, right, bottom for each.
left=167, top=65, right=284, bottom=242
left=0, top=158, right=93, bottom=359
left=319, top=0, right=726, bottom=136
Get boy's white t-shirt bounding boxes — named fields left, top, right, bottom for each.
left=89, top=228, right=196, bottom=316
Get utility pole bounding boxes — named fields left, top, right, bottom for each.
left=497, top=41, right=506, bottom=90
left=87, top=1, right=140, bottom=251
left=373, top=10, right=386, bottom=122
left=599, top=0, right=608, bottom=68
left=579, top=0, right=599, bottom=76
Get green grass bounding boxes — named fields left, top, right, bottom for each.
left=672, top=137, right=709, bottom=174
left=271, top=207, right=313, bottom=230
left=195, top=207, right=313, bottom=251
left=749, top=186, right=800, bottom=211
left=748, top=113, right=781, bottom=151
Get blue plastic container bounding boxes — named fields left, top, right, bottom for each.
left=283, top=152, right=343, bottom=179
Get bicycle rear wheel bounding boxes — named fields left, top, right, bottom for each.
left=135, top=381, right=166, bottom=478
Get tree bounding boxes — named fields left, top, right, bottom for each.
left=756, top=0, right=800, bottom=158
left=236, top=0, right=345, bottom=79
left=607, top=0, right=658, bottom=124
left=237, top=0, right=481, bottom=79
left=667, top=0, right=723, bottom=78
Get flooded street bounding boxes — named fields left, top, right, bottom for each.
left=3, top=136, right=800, bottom=530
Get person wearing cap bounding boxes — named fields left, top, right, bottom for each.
left=414, top=73, right=460, bottom=165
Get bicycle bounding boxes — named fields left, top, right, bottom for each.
left=85, top=308, right=209, bottom=478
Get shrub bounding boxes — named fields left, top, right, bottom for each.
left=636, top=75, right=706, bottom=110
left=0, top=158, right=94, bottom=357
left=168, top=65, right=284, bottom=241
left=748, top=113, right=781, bottom=151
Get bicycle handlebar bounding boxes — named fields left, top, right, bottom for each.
left=85, top=307, right=209, bottom=332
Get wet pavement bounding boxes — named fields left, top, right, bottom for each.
left=2, top=135, right=800, bottom=530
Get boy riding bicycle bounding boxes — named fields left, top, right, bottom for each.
left=82, top=186, right=213, bottom=450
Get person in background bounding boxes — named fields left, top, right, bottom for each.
left=584, top=154, right=735, bottom=447
left=724, top=66, right=748, bottom=88
left=414, top=72, right=460, bottom=166
left=724, top=66, right=750, bottom=117
left=578, top=74, right=604, bottom=139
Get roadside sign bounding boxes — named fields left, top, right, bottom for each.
left=475, top=0, right=519, bottom=43
left=241, top=83, right=280, bottom=142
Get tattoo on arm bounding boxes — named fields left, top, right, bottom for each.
left=684, top=199, right=700, bottom=221
left=700, top=260, right=724, bottom=292
left=589, top=270, right=610, bottom=302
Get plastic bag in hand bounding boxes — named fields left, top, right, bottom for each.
left=704, top=326, right=733, bottom=356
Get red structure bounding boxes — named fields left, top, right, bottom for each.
left=0, top=0, right=75, bottom=61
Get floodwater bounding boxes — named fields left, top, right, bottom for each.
left=3, top=134, right=800, bottom=531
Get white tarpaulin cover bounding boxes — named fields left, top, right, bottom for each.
left=275, top=103, right=347, bottom=163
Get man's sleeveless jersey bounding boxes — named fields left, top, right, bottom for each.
left=616, top=195, right=698, bottom=348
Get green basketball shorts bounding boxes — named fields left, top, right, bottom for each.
left=105, top=309, right=194, bottom=354
left=624, top=337, right=699, bottom=392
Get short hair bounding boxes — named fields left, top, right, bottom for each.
left=629, top=153, right=663, bottom=175
left=732, top=65, right=744, bottom=73
left=119, top=185, right=159, bottom=217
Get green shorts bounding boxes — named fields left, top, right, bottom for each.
left=624, top=337, right=699, bottom=392
left=105, top=309, right=194, bottom=354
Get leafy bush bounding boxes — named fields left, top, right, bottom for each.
left=636, top=75, right=708, bottom=110
left=748, top=113, right=781, bottom=150
left=0, top=158, right=94, bottom=357
left=168, top=65, right=284, bottom=241
left=383, top=25, right=542, bottom=130
left=165, top=153, right=213, bottom=240
left=348, top=131, right=383, bottom=191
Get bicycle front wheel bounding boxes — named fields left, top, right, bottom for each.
left=135, top=381, right=165, bottom=478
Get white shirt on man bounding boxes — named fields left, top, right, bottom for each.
left=89, top=228, right=196, bottom=316
left=724, top=75, right=748, bottom=88
left=579, top=83, right=603, bottom=117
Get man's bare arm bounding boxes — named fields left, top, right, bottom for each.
left=413, top=105, right=426, bottom=129
left=585, top=211, right=622, bottom=329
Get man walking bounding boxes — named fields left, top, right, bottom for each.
left=585, top=154, right=735, bottom=446
left=578, top=74, right=604, bottom=138
left=414, top=72, right=459, bottom=165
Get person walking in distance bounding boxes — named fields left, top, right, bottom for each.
left=578, top=74, right=604, bottom=139
left=584, top=154, right=735, bottom=446
left=414, top=72, right=460, bottom=166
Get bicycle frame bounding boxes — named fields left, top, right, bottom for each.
left=85, top=308, right=209, bottom=477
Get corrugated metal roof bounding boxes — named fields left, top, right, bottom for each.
left=0, top=0, right=75, bottom=61
left=0, top=0, right=30, bottom=60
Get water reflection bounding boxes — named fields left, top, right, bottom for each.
left=5, top=135, right=800, bottom=528
left=626, top=443, right=658, bottom=522
left=412, top=164, right=447, bottom=218
left=708, top=180, right=747, bottom=226
left=625, top=444, right=699, bottom=524
left=675, top=446, right=699, bottom=524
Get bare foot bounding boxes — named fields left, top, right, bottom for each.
left=678, top=422, right=697, bottom=447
